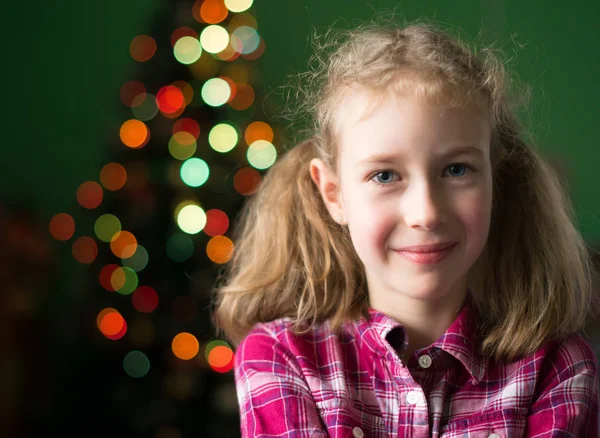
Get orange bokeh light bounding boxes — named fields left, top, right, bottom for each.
left=98, top=308, right=125, bottom=337
left=207, top=345, right=234, bottom=368
left=100, top=162, right=127, bottom=191
left=244, top=121, right=274, bottom=145
left=110, top=230, right=138, bottom=259
left=130, top=35, right=157, bottom=62
left=206, top=235, right=234, bottom=264
left=200, top=0, right=228, bottom=24
left=49, top=213, right=75, bottom=241
left=77, top=181, right=103, bottom=209
left=172, top=332, right=200, bottom=360
left=120, top=119, right=149, bottom=149
left=228, top=82, right=254, bottom=110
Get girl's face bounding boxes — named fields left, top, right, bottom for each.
left=314, top=90, right=493, bottom=307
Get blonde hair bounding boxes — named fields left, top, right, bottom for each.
left=211, top=17, right=600, bottom=363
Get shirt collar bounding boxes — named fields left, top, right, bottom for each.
left=349, top=289, right=486, bottom=385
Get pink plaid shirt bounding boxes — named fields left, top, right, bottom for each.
left=234, top=292, right=599, bottom=437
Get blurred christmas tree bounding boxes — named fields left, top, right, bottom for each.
left=45, top=0, right=279, bottom=435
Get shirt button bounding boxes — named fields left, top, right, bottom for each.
left=488, top=434, right=502, bottom=438
left=406, top=390, right=420, bottom=405
left=418, top=354, right=432, bottom=368
left=352, top=426, right=364, bottom=438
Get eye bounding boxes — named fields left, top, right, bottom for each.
left=444, top=163, right=474, bottom=178
left=369, top=163, right=475, bottom=188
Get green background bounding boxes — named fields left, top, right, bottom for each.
left=3, top=0, right=599, bottom=243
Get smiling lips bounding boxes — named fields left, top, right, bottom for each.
left=394, top=242, right=458, bottom=264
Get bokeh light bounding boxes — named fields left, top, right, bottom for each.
left=77, top=181, right=103, bottom=209
left=120, top=119, right=149, bottom=149
left=123, top=351, right=150, bottom=378
left=111, top=266, right=139, bottom=295
left=131, top=93, right=159, bottom=121
left=247, top=140, right=277, bottom=169
left=224, top=0, right=253, bottom=13
left=204, top=209, right=229, bottom=237
left=231, top=26, right=260, bottom=55
left=97, top=308, right=127, bottom=340
left=200, top=0, right=228, bottom=24
left=166, top=233, right=194, bottom=262
left=168, top=132, right=197, bottom=161
left=132, top=286, right=159, bottom=313
left=200, top=25, right=229, bottom=54
left=177, top=204, right=207, bottom=235
left=205, top=340, right=234, bottom=373
left=208, top=123, right=238, bottom=153
left=100, top=163, right=127, bottom=191
left=171, top=27, right=198, bottom=47
left=156, top=85, right=185, bottom=114
left=228, top=12, right=258, bottom=31
left=130, top=35, right=157, bottom=62
left=171, top=80, right=194, bottom=106
left=99, top=264, right=120, bottom=292
left=122, top=244, right=149, bottom=272
left=201, top=78, right=231, bottom=107
left=174, top=36, right=202, bottom=65
left=110, top=230, right=138, bottom=259
left=120, top=80, right=146, bottom=107
left=245, top=121, right=273, bottom=145
left=208, top=345, right=234, bottom=372
left=242, top=36, right=265, bottom=61
left=72, top=236, right=98, bottom=264
left=172, top=332, right=200, bottom=360
left=180, top=158, right=210, bottom=187
left=172, top=118, right=200, bottom=140
left=206, top=235, right=234, bottom=264
left=94, top=214, right=121, bottom=242
left=233, top=166, right=261, bottom=195
left=49, top=213, right=75, bottom=241
left=228, top=82, right=254, bottom=110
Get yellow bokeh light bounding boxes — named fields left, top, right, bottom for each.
left=224, top=0, right=253, bottom=13
left=208, top=123, right=238, bottom=153
left=200, top=25, right=229, bottom=54
left=201, top=78, right=231, bottom=107
left=247, top=140, right=277, bottom=170
left=177, top=204, right=207, bottom=235
left=172, top=332, right=200, bottom=360
left=174, top=36, right=202, bottom=65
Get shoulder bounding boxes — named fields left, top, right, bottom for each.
left=533, top=332, right=598, bottom=399
left=235, top=317, right=344, bottom=370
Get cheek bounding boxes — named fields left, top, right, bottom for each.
left=459, top=190, right=492, bottom=250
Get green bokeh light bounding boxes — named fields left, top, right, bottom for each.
left=123, top=350, right=150, bottom=378
left=180, top=158, right=210, bottom=187
left=166, top=233, right=195, bottom=262
left=94, top=214, right=122, bottom=243
left=122, top=244, right=149, bottom=272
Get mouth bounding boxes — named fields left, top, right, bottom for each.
left=394, top=242, right=457, bottom=253
left=393, top=242, right=457, bottom=264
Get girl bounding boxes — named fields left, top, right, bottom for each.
left=211, top=18, right=600, bottom=437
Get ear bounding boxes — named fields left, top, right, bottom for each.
left=309, top=158, right=347, bottom=225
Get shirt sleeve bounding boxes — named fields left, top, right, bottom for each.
left=233, top=323, right=328, bottom=438
left=526, top=333, right=599, bottom=437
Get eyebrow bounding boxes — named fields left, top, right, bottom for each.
left=356, top=145, right=484, bottom=166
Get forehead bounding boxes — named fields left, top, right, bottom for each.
left=333, top=89, right=490, bottom=162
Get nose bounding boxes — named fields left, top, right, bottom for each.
left=402, top=181, right=448, bottom=230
